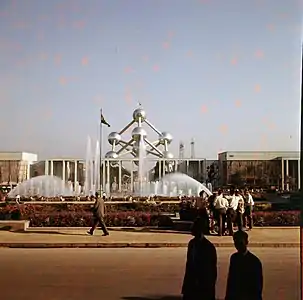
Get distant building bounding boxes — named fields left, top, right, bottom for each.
left=218, top=151, right=300, bottom=190
left=31, top=158, right=85, bottom=186
left=0, top=152, right=38, bottom=185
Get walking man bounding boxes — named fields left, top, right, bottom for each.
left=87, top=193, right=109, bottom=236
left=225, top=230, right=263, bottom=300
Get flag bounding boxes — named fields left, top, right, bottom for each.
left=101, top=112, right=110, bottom=127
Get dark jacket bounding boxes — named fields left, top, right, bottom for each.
left=92, top=197, right=105, bottom=218
left=225, top=251, right=263, bottom=300
left=182, top=236, right=217, bottom=300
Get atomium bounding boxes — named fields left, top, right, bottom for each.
left=105, top=105, right=174, bottom=162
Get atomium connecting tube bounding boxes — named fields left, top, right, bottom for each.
left=144, top=138, right=163, bottom=156
left=119, top=120, right=135, bottom=135
left=144, top=119, right=161, bottom=135
left=117, top=139, right=134, bottom=154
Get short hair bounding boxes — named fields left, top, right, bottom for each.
left=233, top=230, right=248, bottom=241
left=191, top=217, right=204, bottom=237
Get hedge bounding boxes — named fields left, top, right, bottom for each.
left=0, top=203, right=300, bottom=227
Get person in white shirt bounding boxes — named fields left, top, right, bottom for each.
left=235, top=189, right=245, bottom=230
left=225, top=189, right=238, bottom=236
left=243, top=189, right=254, bottom=230
left=213, top=189, right=229, bottom=236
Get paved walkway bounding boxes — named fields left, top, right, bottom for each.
left=0, top=227, right=300, bottom=248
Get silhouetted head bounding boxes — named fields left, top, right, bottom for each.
left=217, top=189, right=223, bottom=195
left=190, top=218, right=204, bottom=238
left=233, top=230, right=248, bottom=254
left=95, top=192, right=99, bottom=198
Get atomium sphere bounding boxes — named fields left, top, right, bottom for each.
left=105, top=151, right=118, bottom=159
left=162, top=151, right=174, bottom=159
left=132, top=108, right=146, bottom=122
left=108, top=132, right=121, bottom=145
left=158, top=132, right=173, bottom=145
left=131, top=127, right=147, bottom=142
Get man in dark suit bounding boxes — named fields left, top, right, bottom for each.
left=182, top=217, right=217, bottom=300
left=225, top=230, right=263, bottom=300
left=87, top=193, right=109, bottom=236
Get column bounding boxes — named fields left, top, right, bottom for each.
left=186, top=160, right=189, bottom=174
left=163, top=159, right=166, bottom=177
left=74, top=160, right=78, bottom=184
left=281, top=159, right=284, bottom=191
left=198, top=159, right=201, bottom=179
left=45, top=160, right=49, bottom=175
left=158, top=159, right=162, bottom=180
left=27, top=163, right=31, bottom=180
left=118, top=160, right=122, bottom=192
left=62, top=160, right=66, bottom=182
left=106, top=160, right=110, bottom=194
left=297, top=159, right=301, bottom=190
left=66, top=161, right=70, bottom=181
left=102, top=160, right=106, bottom=193
left=130, top=160, right=134, bottom=193
left=50, top=160, right=54, bottom=176
left=286, top=159, right=289, bottom=191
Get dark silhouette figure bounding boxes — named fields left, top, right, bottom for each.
left=225, top=230, right=263, bottom=300
left=182, top=218, right=217, bottom=300
left=87, top=195, right=109, bottom=236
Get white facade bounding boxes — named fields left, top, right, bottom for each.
left=0, top=152, right=38, bottom=183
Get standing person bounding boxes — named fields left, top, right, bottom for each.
left=235, top=189, right=245, bottom=231
left=225, top=230, right=263, bottom=300
left=243, top=189, right=254, bottom=230
left=213, top=189, right=228, bottom=236
left=182, top=218, right=217, bottom=300
left=87, top=193, right=109, bottom=236
left=225, top=189, right=238, bottom=236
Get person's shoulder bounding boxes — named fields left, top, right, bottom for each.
left=248, top=251, right=262, bottom=265
left=204, top=237, right=217, bottom=251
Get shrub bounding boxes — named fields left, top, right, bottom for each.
left=0, top=203, right=300, bottom=227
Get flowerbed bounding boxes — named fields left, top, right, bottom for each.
left=0, top=203, right=300, bottom=227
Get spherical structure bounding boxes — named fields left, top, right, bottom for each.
left=158, top=132, right=173, bottom=145
left=133, top=108, right=146, bottom=122
left=105, top=151, right=118, bottom=159
left=131, top=127, right=147, bottom=142
left=108, top=132, right=121, bottom=145
left=162, top=151, right=174, bottom=159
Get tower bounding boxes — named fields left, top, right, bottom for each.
left=190, top=138, right=195, bottom=159
left=105, top=106, right=174, bottom=161
left=179, top=141, right=184, bottom=159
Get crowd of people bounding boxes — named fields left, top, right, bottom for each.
left=182, top=187, right=255, bottom=237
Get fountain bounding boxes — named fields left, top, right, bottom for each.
left=7, top=175, right=74, bottom=198
left=84, top=136, right=100, bottom=196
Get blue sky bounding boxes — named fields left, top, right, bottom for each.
left=0, top=0, right=302, bottom=160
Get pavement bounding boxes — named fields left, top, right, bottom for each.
left=0, top=248, right=299, bottom=300
left=0, top=227, right=300, bottom=248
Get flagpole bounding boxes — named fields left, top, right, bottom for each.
left=99, top=108, right=103, bottom=194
